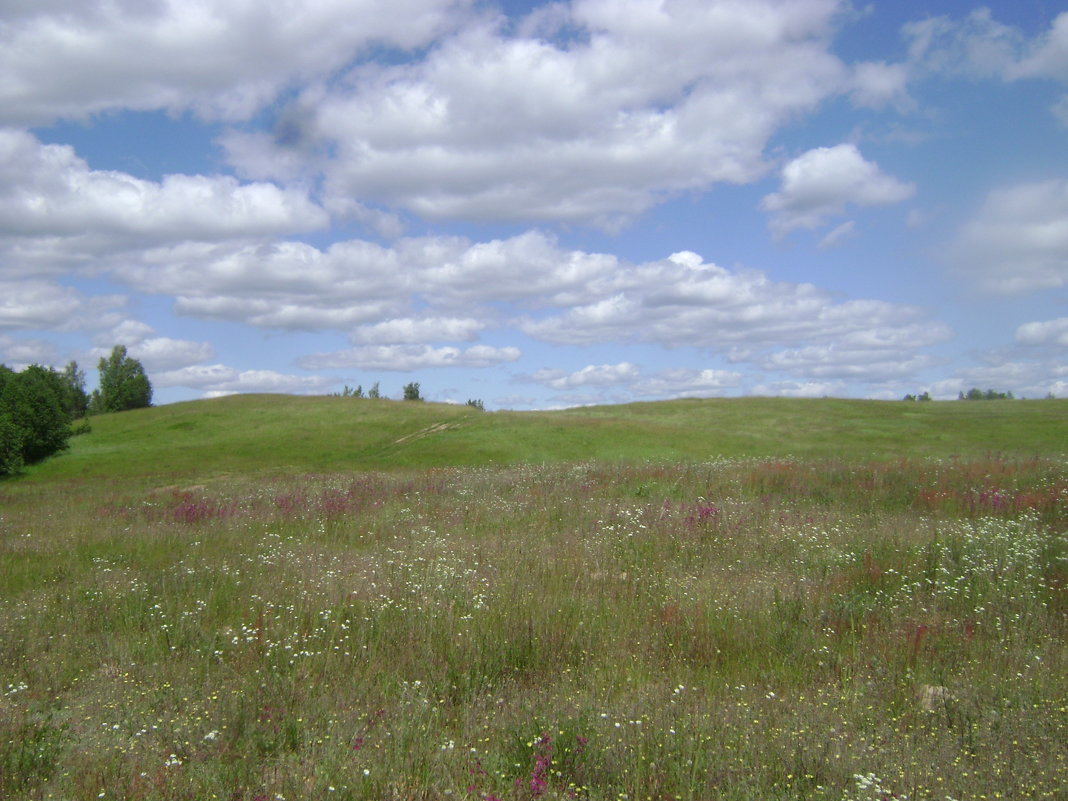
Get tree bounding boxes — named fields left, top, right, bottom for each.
left=89, top=346, right=152, bottom=414
left=0, top=407, right=23, bottom=476
left=0, top=366, right=24, bottom=476
left=368, top=382, right=381, bottom=400
left=13, top=365, right=71, bottom=462
left=60, top=361, right=89, bottom=418
left=403, top=382, right=423, bottom=401
left=960, top=387, right=1014, bottom=401
left=333, top=385, right=364, bottom=398
left=466, top=398, right=485, bottom=411
left=0, top=364, right=73, bottom=476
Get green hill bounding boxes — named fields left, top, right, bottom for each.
left=2, top=394, right=1066, bottom=801
left=9, top=394, right=1067, bottom=486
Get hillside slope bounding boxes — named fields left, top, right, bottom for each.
left=9, top=394, right=1067, bottom=486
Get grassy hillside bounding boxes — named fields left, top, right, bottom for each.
left=8, top=394, right=1068, bottom=486
left=1, top=395, right=1065, bottom=800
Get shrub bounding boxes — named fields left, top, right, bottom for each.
left=0, top=407, right=24, bottom=476
left=0, top=364, right=73, bottom=475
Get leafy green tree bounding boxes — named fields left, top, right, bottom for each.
left=89, top=346, right=152, bottom=414
left=403, top=382, right=423, bottom=401
left=0, top=366, right=23, bottom=475
left=0, top=408, right=23, bottom=476
left=466, top=398, right=485, bottom=411
left=60, top=361, right=89, bottom=418
left=0, top=364, right=72, bottom=475
left=16, top=365, right=70, bottom=462
left=368, top=381, right=381, bottom=399
left=333, top=385, right=364, bottom=398
left=960, top=387, right=1014, bottom=401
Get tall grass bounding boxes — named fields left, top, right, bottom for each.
left=2, top=453, right=1065, bottom=800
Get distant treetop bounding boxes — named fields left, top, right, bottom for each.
left=958, top=388, right=1015, bottom=401
left=89, top=345, right=153, bottom=414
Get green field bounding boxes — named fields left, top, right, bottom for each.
left=1, top=396, right=1065, bottom=800
left=15, top=394, right=1068, bottom=483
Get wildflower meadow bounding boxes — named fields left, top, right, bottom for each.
left=1, top=399, right=1066, bottom=800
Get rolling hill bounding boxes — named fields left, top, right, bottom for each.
left=9, top=394, right=1067, bottom=486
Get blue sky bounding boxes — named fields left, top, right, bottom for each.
left=2, top=0, right=1066, bottom=408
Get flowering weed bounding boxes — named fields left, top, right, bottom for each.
left=0, top=457, right=1065, bottom=799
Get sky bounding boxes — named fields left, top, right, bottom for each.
left=1, top=0, right=1067, bottom=409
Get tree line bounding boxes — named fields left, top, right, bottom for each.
left=333, top=381, right=485, bottom=409
left=904, top=388, right=1037, bottom=401
left=957, top=388, right=1016, bottom=401
left=333, top=381, right=425, bottom=401
left=0, top=346, right=152, bottom=477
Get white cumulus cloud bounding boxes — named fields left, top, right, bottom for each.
left=153, top=364, right=333, bottom=395
left=0, top=279, right=126, bottom=333
left=350, top=317, right=485, bottom=345
left=631, top=368, right=742, bottom=398
left=530, top=362, right=640, bottom=390
left=0, top=129, right=327, bottom=241
left=0, top=281, right=84, bottom=329
left=761, top=144, right=915, bottom=235
left=299, top=344, right=521, bottom=371
left=1016, top=317, right=1068, bottom=347
left=0, top=335, right=58, bottom=367
left=950, top=179, right=1068, bottom=293
left=904, top=9, right=1068, bottom=86
left=849, top=61, right=912, bottom=109
left=0, top=0, right=472, bottom=124
left=127, top=338, right=216, bottom=372
left=225, top=0, right=850, bottom=225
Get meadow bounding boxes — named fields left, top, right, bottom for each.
left=1, top=396, right=1066, bottom=800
